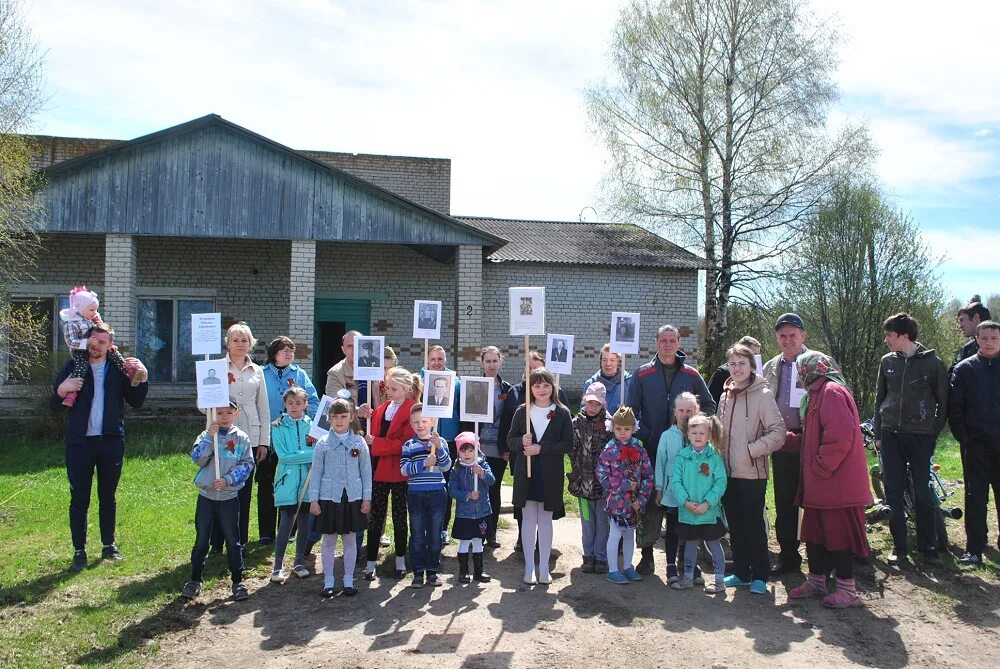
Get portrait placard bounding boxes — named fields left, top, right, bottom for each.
left=609, top=312, right=641, bottom=355
left=460, top=376, right=495, bottom=423
left=309, top=394, right=335, bottom=439
left=191, top=313, right=222, bottom=356
left=413, top=300, right=443, bottom=339
left=509, top=287, right=545, bottom=336
left=196, top=359, right=230, bottom=409
left=545, top=333, right=575, bottom=375
left=754, top=354, right=764, bottom=378
left=422, top=370, right=456, bottom=419
left=353, top=335, right=385, bottom=381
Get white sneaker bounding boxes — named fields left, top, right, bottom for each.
left=523, top=569, right=536, bottom=585
left=292, top=564, right=310, bottom=578
left=537, top=571, right=552, bottom=584
left=380, top=534, right=390, bottom=547
left=270, top=569, right=287, bottom=583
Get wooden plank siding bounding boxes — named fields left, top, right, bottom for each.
left=39, top=117, right=502, bottom=248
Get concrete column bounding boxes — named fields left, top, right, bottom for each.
left=289, top=240, right=317, bottom=373
left=103, top=234, right=137, bottom=354
left=454, top=244, right=483, bottom=376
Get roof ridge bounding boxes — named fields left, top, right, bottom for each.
left=456, top=215, right=636, bottom=227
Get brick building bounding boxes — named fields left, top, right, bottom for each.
left=3, top=114, right=709, bottom=409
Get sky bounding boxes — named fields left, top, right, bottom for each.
left=25, top=0, right=999, bottom=303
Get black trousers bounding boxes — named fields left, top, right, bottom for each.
left=66, top=436, right=125, bottom=550
left=442, top=443, right=458, bottom=531
left=485, top=455, right=508, bottom=540
left=806, top=541, right=853, bottom=579
left=880, top=430, right=937, bottom=555
left=367, top=481, right=408, bottom=561
left=211, top=479, right=251, bottom=552
left=771, top=451, right=802, bottom=565
left=722, top=478, right=770, bottom=582
left=963, top=435, right=1000, bottom=555
left=255, top=450, right=278, bottom=540
left=191, top=496, right=243, bottom=583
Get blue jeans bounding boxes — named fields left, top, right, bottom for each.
left=190, top=495, right=243, bottom=583
left=881, top=430, right=937, bottom=555
left=578, top=497, right=610, bottom=562
left=408, top=487, right=447, bottom=574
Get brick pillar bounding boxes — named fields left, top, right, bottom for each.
left=103, top=234, right=137, bottom=354
left=289, top=240, right=316, bottom=374
left=454, top=245, right=483, bottom=376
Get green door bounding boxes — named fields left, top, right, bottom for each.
left=314, top=298, right=371, bottom=382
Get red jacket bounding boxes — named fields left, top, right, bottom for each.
left=795, top=379, right=873, bottom=510
left=369, top=399, right=415, bottom=483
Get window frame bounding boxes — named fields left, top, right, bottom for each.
left=135, top=294, right=216, bottom=384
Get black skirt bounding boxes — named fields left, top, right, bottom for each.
left=315, top=491, right=368, bottom=535
left=675, top=519, right=727, bottom=541
left=452, top=515, right=490, bottom=540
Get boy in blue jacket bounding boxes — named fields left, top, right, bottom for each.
left=448, top=432, right=496, bottom=584
left=181, top=400, right=255, bottom=602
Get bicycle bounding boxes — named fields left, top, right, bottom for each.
left=861, top=419, right=962, bottom=552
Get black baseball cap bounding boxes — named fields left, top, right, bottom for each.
left=774, top=313, right=805, bottom=330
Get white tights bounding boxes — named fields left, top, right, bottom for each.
left=606, top=522, right=635, bottom=573
left=458, top=537, right=484, bottom=553
left=521, top=500, right=553, bottom=579
left=321, top=532, right=357, bottom=588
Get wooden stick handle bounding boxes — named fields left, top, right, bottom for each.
left=212, top=407, right=221, bottom=479
left=524, top=334, right=532, bottom=479
left=473, top=420, right=480, bottom=492
left=621, top=355, right=627, bottom=408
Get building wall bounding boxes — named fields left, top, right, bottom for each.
left=482, top=262, right=701, bottom=400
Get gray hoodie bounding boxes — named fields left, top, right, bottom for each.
left=191, top=425, right=255, bottom=501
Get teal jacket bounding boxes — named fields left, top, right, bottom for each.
left=271, top=414, right=315, bottom=507
left=654, top=425, right=687, bottom=508
left=670, top=443, right=727, bottom=525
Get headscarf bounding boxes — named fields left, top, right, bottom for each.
left=796, top=350, right=847, bottom=420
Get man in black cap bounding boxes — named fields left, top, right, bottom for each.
left=762, top=313, right=839, bottom=575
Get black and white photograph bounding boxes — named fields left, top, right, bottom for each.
left=460, top=376, right=495, bottom=424
left=509, top=286, right=545, bottom=336
left=308, top=394, right=336, bottom=440
left=412, top=300, right=443, bottom=339
left=353, top=335, right=386, bottom=381
left=545, top=333, right=575, bottom=375
left=421, top=370, right=456, bottom=419
left=609, top=311, right=641, bottom=355
left=195, top=359, right=230, bottom=409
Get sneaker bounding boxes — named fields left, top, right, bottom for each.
left=581, top=557, right=596, bottom=573
left=101, top=545, right=124, bottom=561
left=292, top=564, right=310, bottom=578
left=180, top=580, right=201, bottom=600
left=363, top=569, right=377, bottom=581
left=606, top=571, right=629, bottom=585
left=523, top=570, right=536, bottom=585
left=342, top=586, right=358, bottom=596
left=69, top=550, right=88, bottom=573
left=427, top=572, right=441, bottom=587
left=704, top=580, right=726, bottom=594
left=622, top=567, right=642, bottom=582
left=958, top=552, right=983, bottom=566
left=666, top=564, right=679, bottom=583
left=670, top=578, right=694, bottom=590
left=822, top=590, right=862, bottom=608
left=887, top=552, right=909, bottom=567
left=232, top=583, right=249, bottom=601
left=693, top=575, right=705, bottom=586
left=62, top=391, right=78, bottom=407
left=593, top=560, right=609, bottom=575
left=270, top=569, right=287, bottom=583
left=749, top=579, right=768, bottom=594
left=723, top=574, right=751, bottom=587
left=320, top=587, right=336, bottom=598
left=788, top=580, right=827, bottom=599
left=410, top=572, right=425, bottom=588
left=380, top=534, right=390, bottom=547
left=537, top=571, right=552, bottom=585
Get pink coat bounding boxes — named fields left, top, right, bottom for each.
left=795, top=378, right=873, bottom=510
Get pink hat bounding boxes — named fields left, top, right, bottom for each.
left=454, top=431, right=479, bottom=449
left=583, top=382, right=607, bottom=406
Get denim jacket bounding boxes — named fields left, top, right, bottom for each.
left=308, top=430, right=373, bottom=503
left=448, top=459, right=496, bottom=519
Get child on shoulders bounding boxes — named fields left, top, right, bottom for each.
left=448, top=431, right=495, bottom=584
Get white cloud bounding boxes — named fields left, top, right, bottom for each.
left=867, top=117, right=993, bottom=190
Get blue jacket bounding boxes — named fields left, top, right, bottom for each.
left=671, top=444, right=727, bottom=526
left=627, top=351, right=716, bottom=463
left=192, top=425, right=255, bottom=501
left=271, top=414, right=315, bottom=507
left=51, top=358, right=149, bottom=444
left=581, top=370, right=632, bottom=414
left=309, top=431, right=373, bottom=503
left=262, top=363, right=320, bottom=423
left=654, top=425, right=687, bottom=508
left=448, top=458, right=496, bottom=519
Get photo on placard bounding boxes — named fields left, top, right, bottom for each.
left=309, top=394, right=335, bottom=439
left=609, top=311, right=641, bottom=355
left=460, top=376, right=494, bottom=424
left=196, top=359, right=231, bottom=409
left=413, top=300, right=443, bottom=339
left=353, top=335, right=386, bottom=381
left=422, top=370, right=456, bottom=419
left=509, top=286, right=545, bottom=336
left=545, top=333, right=575, bottom=375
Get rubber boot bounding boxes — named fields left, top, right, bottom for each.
left=473, top=552, right=491, bottom=583
left=458, top=551, right=472, bottom=584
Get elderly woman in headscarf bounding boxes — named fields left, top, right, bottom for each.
left=786, top=351, right=872, bottom=609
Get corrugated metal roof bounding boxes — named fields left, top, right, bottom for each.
left=457, top=217, right=712, bottom=270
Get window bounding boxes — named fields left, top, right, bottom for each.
left=136, top=298, right=214, bottom=382
left=5, top=296, right=70, bottom=382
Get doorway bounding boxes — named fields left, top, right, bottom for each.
left=314, top=298, right=371, bottom=382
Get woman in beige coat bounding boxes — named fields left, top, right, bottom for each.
left=719, top=343, right=786, bottom=592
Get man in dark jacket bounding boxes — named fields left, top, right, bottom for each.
left=627, top=324, right=715, bottom=574
left=874, top=312, right=949, bottom=566
left=951, top=298, right=991, bottom=372
left=51, top=323, right=149, bottom=573
left=949, top=320, right=1000, bottom=566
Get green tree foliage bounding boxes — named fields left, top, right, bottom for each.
left=784, top=181, right=946, bottom=415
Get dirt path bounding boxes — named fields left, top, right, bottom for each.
left=149, top=514, right=1000, bottom=669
